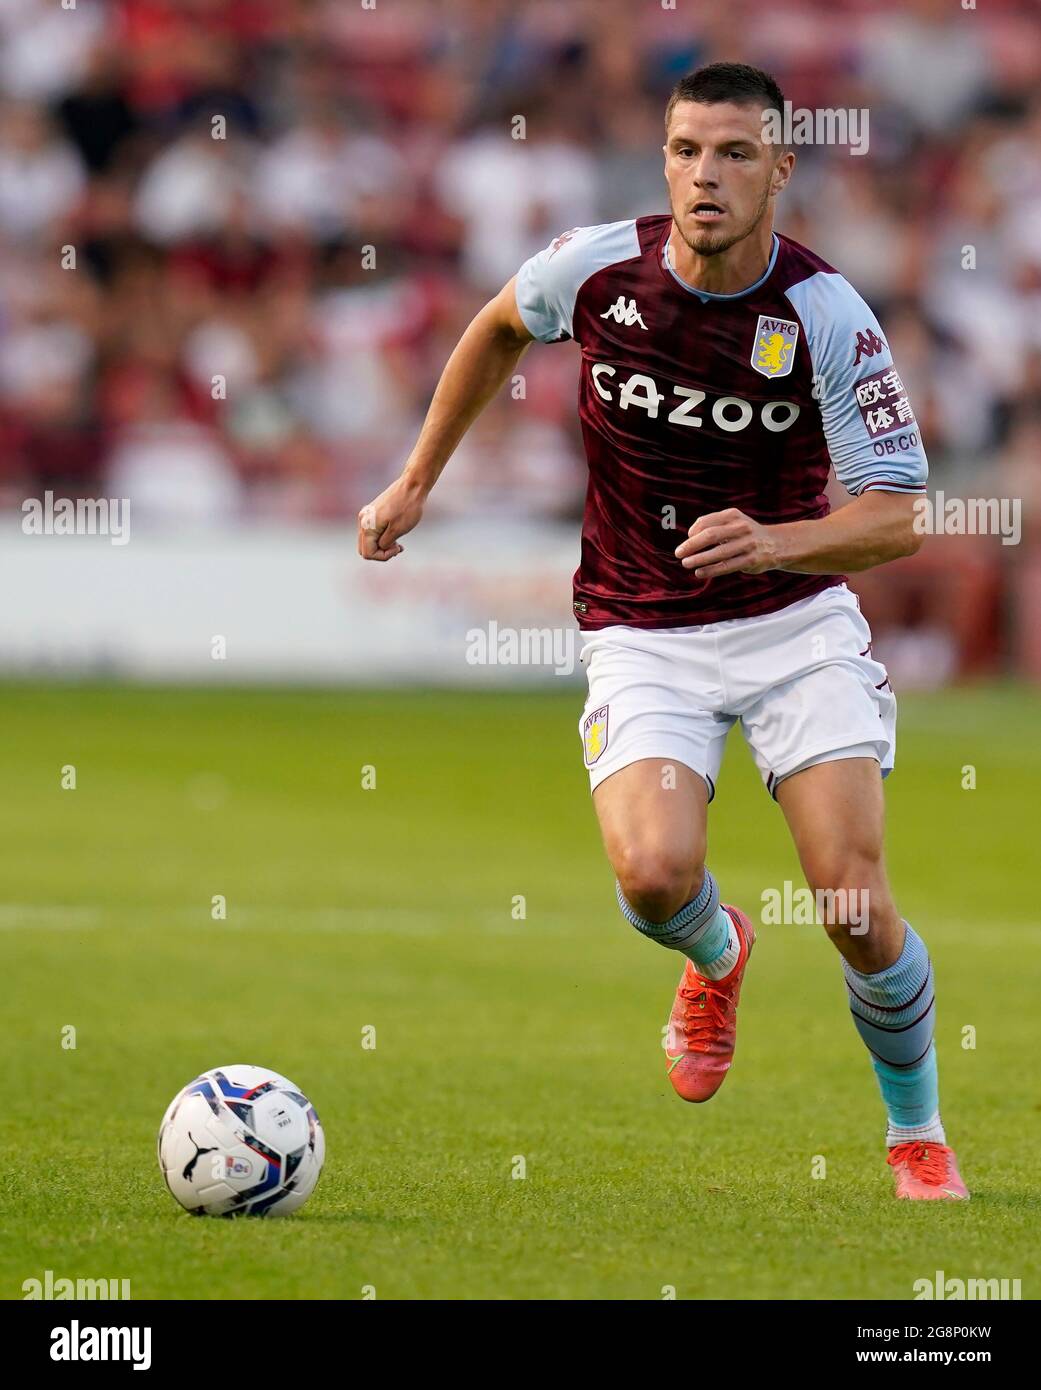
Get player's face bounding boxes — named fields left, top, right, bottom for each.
left=663, top=101, right=792, bottom=257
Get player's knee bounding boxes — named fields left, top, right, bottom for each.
left=615, top=845, right=703, bottom=923
left=802, top=850, right=892, bottom=942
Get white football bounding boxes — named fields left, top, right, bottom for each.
left=158, top=1064, right=325, bottom=1217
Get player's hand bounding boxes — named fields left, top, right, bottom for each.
left=674, top=508, right=779, bottom=578
left=357, top=476, right=427, bottom=562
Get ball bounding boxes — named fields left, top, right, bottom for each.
left=158, top=1064, right=324, bottom=1217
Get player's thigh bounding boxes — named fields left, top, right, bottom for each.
left=593, top=757, right=710, bottom=907
left=775, top=754, right=888, bottom=887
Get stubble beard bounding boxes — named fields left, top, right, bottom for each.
left=672, top=181, right=772, bottom=259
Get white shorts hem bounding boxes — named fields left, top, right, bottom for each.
left=587, top=750, right=716, bottom=801
left=767, top=739, right=889, bottom=799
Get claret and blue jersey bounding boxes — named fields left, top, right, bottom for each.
left=515, top=215, right=928, bottom=629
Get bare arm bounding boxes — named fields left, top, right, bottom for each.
left=674, top=490, right=922, bottom=579
left=358, top=278, right=533, bottom=561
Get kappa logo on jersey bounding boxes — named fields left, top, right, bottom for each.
left=549, top=228, right=579, bottom=257
left=751, top=315, right=799, bottom=379
left=582, top=705, right=609, bottom=765
left=600, top=296, right=647, bottom=329
left=853, top=327, right=887, bottom=366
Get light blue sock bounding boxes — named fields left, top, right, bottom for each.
left=843, top=922, right=945, bottom=1146
left=616, top=869, right=740, bottom=979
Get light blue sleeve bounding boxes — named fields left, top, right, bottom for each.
left=515, top=220, right=640, bottom=344
left=784, top=271, right=928, bottom=496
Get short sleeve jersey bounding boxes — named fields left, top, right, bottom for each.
left=515, top=216, right=927, bottom=628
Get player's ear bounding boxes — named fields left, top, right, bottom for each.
left=770, top=149, right=795, bottom=196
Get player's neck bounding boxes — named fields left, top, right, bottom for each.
left=666, top=222, right=775, bottom=296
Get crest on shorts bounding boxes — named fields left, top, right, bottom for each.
left=751, top=315, right=799, bottom=378
left=582, top=705, right=609, bottom=766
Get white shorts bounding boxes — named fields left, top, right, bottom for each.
left=577, top=584, right=895, bottom=799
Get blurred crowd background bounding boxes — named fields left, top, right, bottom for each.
left=2, top=0, right=1040, bottom=680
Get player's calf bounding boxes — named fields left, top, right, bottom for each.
left=814, top=878, right=965, bottom=1194
left=799, top=848, right=902, bottom=973
left=777, top=760, right=967, bottom=1199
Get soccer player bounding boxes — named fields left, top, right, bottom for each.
left=358, top=63, right=967, bottom=1200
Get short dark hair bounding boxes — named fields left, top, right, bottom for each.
left=665, top=62, right=787, bottom=137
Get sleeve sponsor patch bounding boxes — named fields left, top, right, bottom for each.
left=854, top=366, right=918, bottom=439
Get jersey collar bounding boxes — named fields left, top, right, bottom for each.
left=661, top=229, right=779, bottom=303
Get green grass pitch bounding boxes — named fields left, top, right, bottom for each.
left=1, top=682, right=1038, bottom=1300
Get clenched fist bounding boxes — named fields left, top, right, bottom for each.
left=357, top=475, right=427, bottom=562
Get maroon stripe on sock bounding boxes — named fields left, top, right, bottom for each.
left=849, top=996, right=935, bottom=1036
left=845, top=971, right=930, bottom=1014
left=864, top=1038, right=935, bottom=1070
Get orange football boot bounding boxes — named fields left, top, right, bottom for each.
left=664, top=906, right=755, bottom=1103
left=887, top=1141, right=969, bottom=1200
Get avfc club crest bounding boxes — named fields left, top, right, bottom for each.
left=582, top=705, right=609, bottom=766
left=751, top=315, right=799, bottom=379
